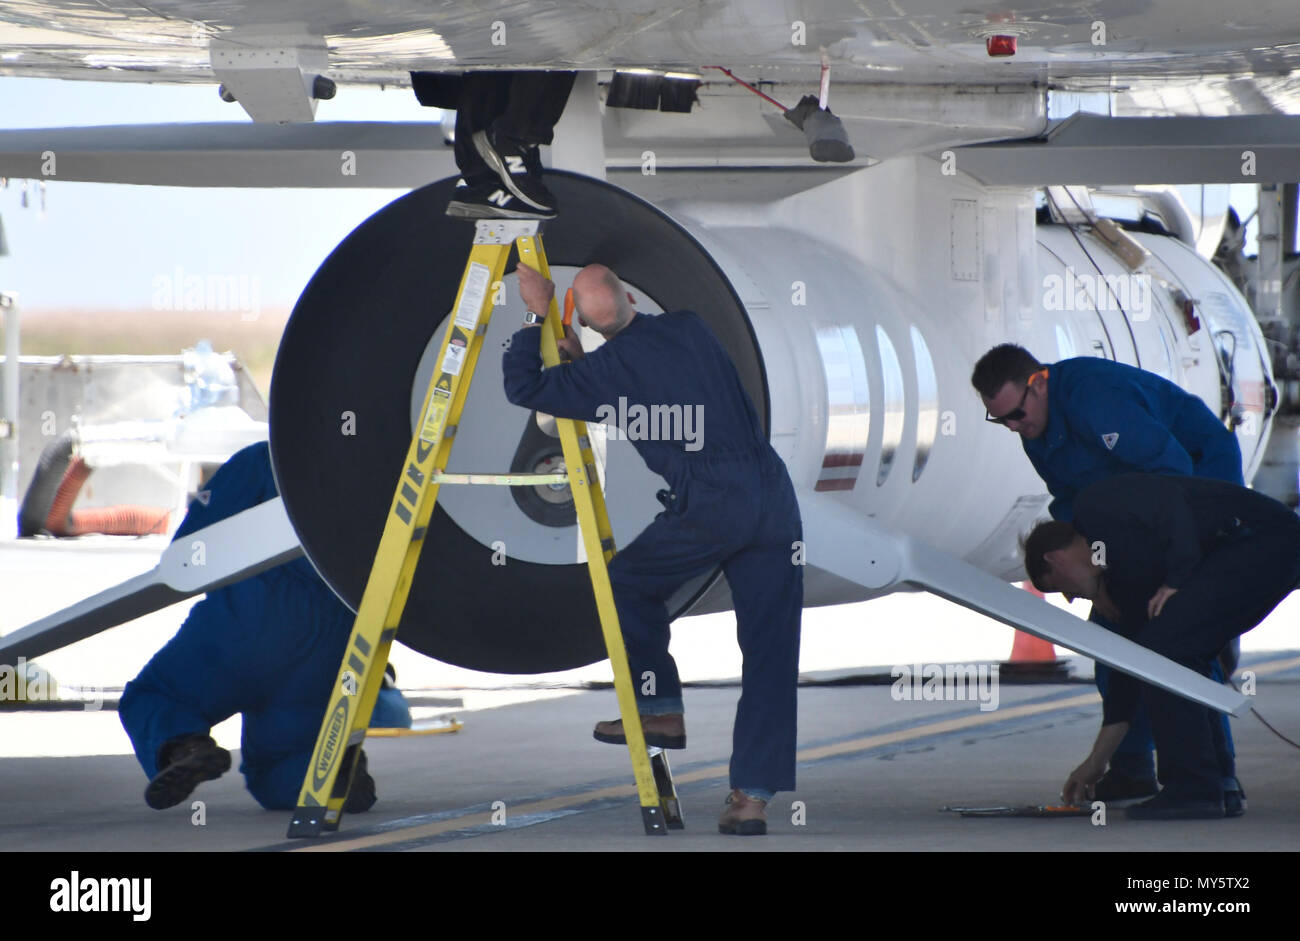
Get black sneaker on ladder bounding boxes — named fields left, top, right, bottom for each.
left=471, top=129, right=557, bottom=213
left=446, top=178, right=557, bottom=220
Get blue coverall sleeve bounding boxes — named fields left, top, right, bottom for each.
left=501, top=326, right=612, bottom=423
left=1074, top=384, right=1196, bottom=477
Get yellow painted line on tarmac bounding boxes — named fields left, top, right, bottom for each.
left=292, top=691, right=1100, bottom=852
left=788, top=691, right=1099, bottom=764
left=291, top=653, right=1300, bottom=852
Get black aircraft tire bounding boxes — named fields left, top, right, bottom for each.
left=269, top=171, right=765, bottom=674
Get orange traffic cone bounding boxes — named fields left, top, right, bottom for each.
left=1002, top=583, right=1070, bottom=679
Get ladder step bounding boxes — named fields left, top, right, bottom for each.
left=431, top=472, right=570, bottom=486
left=474, top=219, right=542, bottom=244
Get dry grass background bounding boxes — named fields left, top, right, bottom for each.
left=19, top=307, right=292, bottom=402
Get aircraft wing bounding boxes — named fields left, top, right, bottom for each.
left=0, top=2, right=1296, bottom=89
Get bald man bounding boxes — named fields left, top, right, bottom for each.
left=502, top=263, right=803, bottom=836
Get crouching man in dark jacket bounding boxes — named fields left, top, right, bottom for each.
left=1022, top=473, right=1300, bottom=819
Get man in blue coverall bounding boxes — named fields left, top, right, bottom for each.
left=973, top=343, right=1245, bottom=814
left=1023, top=474, right=1300, bottom=818
left=503, top=262, right=803, bottom=836
left=118, top=442, right=411, bottom=812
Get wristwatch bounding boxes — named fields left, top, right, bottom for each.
left=523, top=310, right=543, bottom=326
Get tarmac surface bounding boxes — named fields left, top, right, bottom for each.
left=2, top=535, right=1298, bottom=853
left=4, top=654, right=1299, bottom=852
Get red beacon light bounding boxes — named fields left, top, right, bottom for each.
left=986, top=34, right=1017, bottom=57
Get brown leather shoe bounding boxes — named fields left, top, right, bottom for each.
left=592, top=713, right=686, bottom=749
left=718, top=789, right=767, bottom=835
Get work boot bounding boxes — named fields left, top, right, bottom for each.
left=144, top=733, right=231, bottom=810
left=1125, top=790, right=1225, bottom=820
left=343, top=749, right=378, bottom=814
left=471, top=128, right=556, bottom=213
left=1092, top=768, right=1159, bottom=804
left=718, top=789, right=767, bottom=836
left=332, top=747, right=378, bottom=814
left=446, top=178, right=556, bottom=220
left=592, top=713, right=686, bottom=749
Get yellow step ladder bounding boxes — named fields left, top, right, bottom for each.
left=287, top=219, right=682, bottom=838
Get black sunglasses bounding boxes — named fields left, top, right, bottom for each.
left=985, top=369, right=1047, bottom=425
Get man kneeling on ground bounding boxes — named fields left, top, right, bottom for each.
left=118, top=442, right=411, bottom=813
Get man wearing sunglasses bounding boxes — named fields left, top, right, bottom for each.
left=971, top=343, right=1245, bottom=813
left=973, top=344, right=1243, bottom=520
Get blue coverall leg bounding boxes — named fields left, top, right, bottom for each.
left=608, top=514, right=718, bottom=720
left=119, top=441, right=411, bottom=810
left=608, top=452, right=802, bottom=798
left=119, top=590, right=258, bottom=780
left=242, top=675, right=412, bottom=807
left=120, top=565, right=357, bottom=809
left=722, top=486, right=803, bottom=797
left=232, top=570, right=360, bottom=809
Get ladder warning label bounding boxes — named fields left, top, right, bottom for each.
left=442, top=340, right=467, bottom=376
left=455, top=263, right=491, bottom=330
left=421, top=388, right=451, bottom=444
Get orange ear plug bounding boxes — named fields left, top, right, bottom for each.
left=563, top=287, right=574, bottom=327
